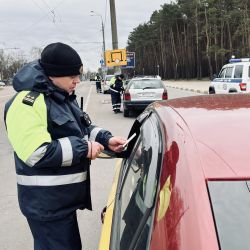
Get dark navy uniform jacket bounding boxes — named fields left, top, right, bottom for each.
left=4, top=60, right=113, bottom=221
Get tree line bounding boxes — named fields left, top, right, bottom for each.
left=0, top=47, right=43, bottom=82
left=126, top=0, right=250, bottom=79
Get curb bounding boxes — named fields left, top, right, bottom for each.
left=166, top=85, right=208, bottom=95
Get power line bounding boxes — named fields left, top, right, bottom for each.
left=6, top=0, right=66, bottom=44
left=40, top=0, right=56, bottom=23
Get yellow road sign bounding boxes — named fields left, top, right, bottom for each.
left=105, top=49, right=127, bottom=67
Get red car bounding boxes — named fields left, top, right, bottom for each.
left=99, top=94, right=250, bottom=250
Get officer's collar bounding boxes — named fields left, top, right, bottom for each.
left=51, top=90, right=76, bottom=103
left=47, top=81, right=76, bottom=103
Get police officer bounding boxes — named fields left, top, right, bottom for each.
left=109, top=73, right=125, bottom=113
left=4, top=42, right=126, bottom=250
left=95, top=73, right=102, bottom=93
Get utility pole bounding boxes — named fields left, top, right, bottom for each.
left=101, top=21, right=106, bottom=66
left=109, top=0, right=118, bottom=50
left=109, top=0, right=120, bottom=74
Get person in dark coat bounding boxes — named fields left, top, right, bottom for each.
left=95, top=74, right=102, bottom=93
left=4, top=42, right=126, bottom=250
left=109, top=73, right=124, bottom=113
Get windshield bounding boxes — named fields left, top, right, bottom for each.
left=129, top=79, right=163, bottom=89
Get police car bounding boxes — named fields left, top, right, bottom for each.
left=209, top=58, right=250, bottom=94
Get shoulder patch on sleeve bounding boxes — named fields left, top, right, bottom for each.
left=22, top=91, right=40, bottom=106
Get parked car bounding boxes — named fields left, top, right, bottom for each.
left=123, top=77, right=167, bottom=117
left=133, top=75, right=161, bottom=79
left=0, top=81, right=5, bottom=86
left=209, top=58, right=250, bottom=94
left=102, top=74, right=114, bottom=94
left=99, top=93, right=250, bottom=250
left=123, top=78, right=131, bottom=88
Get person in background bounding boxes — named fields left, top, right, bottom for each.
left=95, top=73, right=102, bottom=93
left=4, top=42, right=126, bottom=250
left=109, top=73, right=125, bottom=113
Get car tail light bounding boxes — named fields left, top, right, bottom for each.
left=162, top=91, right=168, bottom=100
left=239, top=83, right=247, bottom=91
left=124, top=91, right=131, bottom=101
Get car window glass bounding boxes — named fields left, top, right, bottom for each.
left=208, top=181, right=250, bottom=250
left=218, top=68, right=226, bottom=78
left=129, top=80, right=163, bottom=89
left=234, top=65, right=243, bottom=78
left=248, top=66, right=250, bottom=78
left=118, top=116, right=160, bottom=250
left=225, top=67, right=233, bottom=78
left=106, top=76, right=113, bottom=81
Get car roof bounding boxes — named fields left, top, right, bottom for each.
left=153, top=94, right=250, bottom=179
left=222, top=61, right=250, bottom=67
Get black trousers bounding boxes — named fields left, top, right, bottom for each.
left=96, top=81, right=101, bottom=93
left=110, top=91, right=121, bottom=112
left=27, top=212, right=82, bottom=250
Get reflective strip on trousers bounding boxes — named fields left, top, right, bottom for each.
left=16, top=171, right=87, bottom=186
left=112, top=104, right=121, bottom=111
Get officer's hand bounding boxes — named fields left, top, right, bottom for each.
left=108, top=136, right=126, bottom=153
left=87, top=141, right=104, bottom=160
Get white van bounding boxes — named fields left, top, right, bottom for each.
left=209, top=58, right=250, bottom=94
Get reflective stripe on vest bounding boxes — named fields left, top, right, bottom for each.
left=16, top=171, right=87, bottom=186
left=26, top=145, right=48, bottom=167
left=109, top=88, right=119, bottom=93
left=89, top=127, right=102, bottom=141
left=58, top=137, right=73, bottom=166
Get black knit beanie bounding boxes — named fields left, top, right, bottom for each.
left=39, top=42, right=83, bottom=77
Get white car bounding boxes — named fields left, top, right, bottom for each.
left=102, top=74, right=114, bottom=94
left=123, top=77, right=168, bottom=117
left=209, top=58, right=250, bottom=94
left=0, top=81, right=5, bottom=86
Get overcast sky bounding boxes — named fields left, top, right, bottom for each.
left=0, top=0, right=169, bottom=71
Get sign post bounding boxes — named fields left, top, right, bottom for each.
left=122, top=52, right=135, bottom=69
left=105, top=49, right=127, bottom=67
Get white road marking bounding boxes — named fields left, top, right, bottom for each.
left=83, top=85, right=93, bottom=111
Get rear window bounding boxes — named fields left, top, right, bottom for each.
left=105, top=76, right=113, bottom=81
left=234, top=65, right=243, bottom=78
left=129, top=79, right=163, bottom=89
left=208, top=181, right=250, bottom=249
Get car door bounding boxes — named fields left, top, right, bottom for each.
left=218, top=66, right=234, bottom=93
left=109, top=111, right=163, bottom=250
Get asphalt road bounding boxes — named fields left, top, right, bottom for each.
left=0, top=82, right=201, bottom=250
